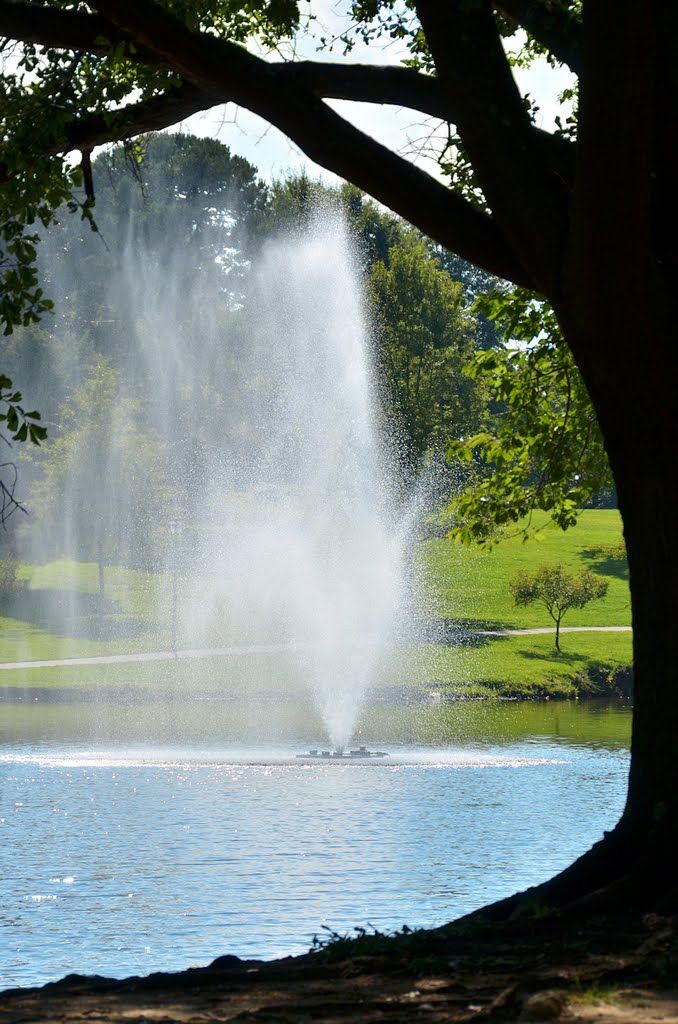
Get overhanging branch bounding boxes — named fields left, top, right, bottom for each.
left=496, top=0, right=583, bottom=74
left=55, top=82, right=222, bottom=153
left=0, top=0, right=543, bottom=284
left=0, top=1, right=574, bottom=187
left=289, top=62, right=574, bottom=184
left=0, top=81, right=221, bottom=185
left=415, top=0, right=568, bottom=295
left=84, top=0, right=533, bottom=285
left=0, top=0, right=160, bottom=64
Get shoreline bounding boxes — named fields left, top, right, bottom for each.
left=1, top=908, right=674, bottom=1023
left=0, top=678, right=633, bottom=704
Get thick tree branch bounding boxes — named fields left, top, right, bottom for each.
left=0, top=1, right=574, bottom=186
left=55, top=82, right=221, bottom=154
left=65, top=60, right=573, bottom=189
left=496, top=0, right=583, bottom=74
left=290, top=62, right=574, bottom=184
left=2, top=0, right=564, bottom=284
left=0, top=0, right=160, bottom=64
left=0, top=81, right=221, bottom=185
left=415, top=0, right=568, bottom=296
left=84, top=0, right=532, bottom=286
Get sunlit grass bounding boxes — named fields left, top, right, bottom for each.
left=0, top=630, right=633, bottom=700
left=415, top=509, right=630, bottom=629
left=0, top=652, right=310, bottom=692
left=0, top=511, right=632, bottom=695
left=0, top=617, right=149, bottom=663
left=464, top=631, right=630, bottom=696
left=26, top=558, right=168, bottom=621
left=379, top=630, right=632, bottom=698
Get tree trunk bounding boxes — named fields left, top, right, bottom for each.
left=476, top=1, right=678, bottom=918
left=97, top=540, right=106, bottom=604
left=567, top=0, right=677, bottom=888
left=478, top=301, right=678, bottom=917
left=529, top=0, right=678, bottom=908
left=473, top=438, right=678, bottom=921
left=613, top=455, right=678, bottom=867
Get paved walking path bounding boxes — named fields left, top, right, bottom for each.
left=0, top=642, right=299, bottom=671
left=0, top=628, right=632, bottom=671
left=476, top=625, right=632, bottom=636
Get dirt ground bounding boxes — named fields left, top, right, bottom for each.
left=2, top=911, right=676, bottom=1024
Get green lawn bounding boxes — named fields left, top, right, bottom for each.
left=415, top=509, right=630, bottom=629
left=405, top=630, right=632, bottom=698
left=0, top=557, right=171, bottom=663
left=27, top=558, right=166, bottom=620
left=0, top=651, right=310, bottom=694
left=0, top=510, right=632, bottom=697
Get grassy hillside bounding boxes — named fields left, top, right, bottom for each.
left=0, top=510, right=632, bottom=697
left=415, top=509, right=630, bottom=630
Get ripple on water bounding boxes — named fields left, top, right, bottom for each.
left=0, top=734, right=630, bottom=991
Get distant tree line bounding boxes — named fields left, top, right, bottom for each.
left=0, top=132, right=613, bottom=586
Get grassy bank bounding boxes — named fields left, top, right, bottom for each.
left=395, top=631, right=633, bottom=699
left=416, top=509, right=629, bottom=629
left=409, top=509, right=632, bottom=698
left=0, top=630, right=633, bottom=701
left=0, top=510, right=632, bottom=698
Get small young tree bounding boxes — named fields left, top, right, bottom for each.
left=509, top=563, right=609, bottom=651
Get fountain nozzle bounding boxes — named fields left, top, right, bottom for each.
left=296, top=746, right=388, bottom=760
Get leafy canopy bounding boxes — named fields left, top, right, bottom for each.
left=0, top=0, right=593, bottom=535
left=448, top=289, right=612, bottom=546
left=367, top=237, right=482, bottom=467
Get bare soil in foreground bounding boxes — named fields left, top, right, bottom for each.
left=2, top=910, right=676, bottom=1024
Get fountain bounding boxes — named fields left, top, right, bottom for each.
left=14, top=205, right=416, bottom=755
left=231, top=218, right=413, bottom=752
left=296, top=745, right=389, bottom=760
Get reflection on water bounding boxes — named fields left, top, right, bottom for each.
left=0, top=697, right=632, bottom=751
left=1, top=700, right=631, bottom=990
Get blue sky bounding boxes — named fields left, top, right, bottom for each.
left=180, top=5, right=575, bottom=184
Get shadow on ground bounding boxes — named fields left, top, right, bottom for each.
left=581, top=547, right=629, bottom=580
left=415, top=617, right=514, bottom=647
left=3, top=587, right=162, bottom=641
left=1, top=909, right=673, bottom=1024
left=517, top=645, right=579, bottom=662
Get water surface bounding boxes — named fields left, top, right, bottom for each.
left=1, top=700, right=631, bottom=990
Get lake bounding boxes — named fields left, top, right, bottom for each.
left=0, top=698, right=631, bottom=990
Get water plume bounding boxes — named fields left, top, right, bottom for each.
left=17, top=208, right=416, bottom=753
left=183, top=214, right=414, bottom=751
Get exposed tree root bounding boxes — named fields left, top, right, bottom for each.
left=2, top=903, right=676, bottom=1023
left=458, top=819, right=678, bottom=926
